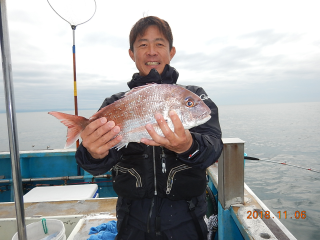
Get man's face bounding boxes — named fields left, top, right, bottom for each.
left=129, top=25, right=176, bottom=76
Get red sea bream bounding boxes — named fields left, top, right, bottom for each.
left=49, top=84, right=211, bottom=150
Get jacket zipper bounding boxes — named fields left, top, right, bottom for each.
left=148, top=146, right=157, bottom=233
left=166, top=164, right=192, bottom=194
left=153, top=146, right=157, bottom=195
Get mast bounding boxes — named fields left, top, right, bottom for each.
left=0, top=0, right=27, bottom=239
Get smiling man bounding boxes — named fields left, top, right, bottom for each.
left=129, top=25, right=176, bottom=77
left=76, top=16, right=223, bottom=240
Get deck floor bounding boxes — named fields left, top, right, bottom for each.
left=0, top=197, right=117, bottom=219
left=69, top=215, right=117, bottom=239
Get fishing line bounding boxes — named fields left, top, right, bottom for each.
left=244, top=155, right=320, bottom=173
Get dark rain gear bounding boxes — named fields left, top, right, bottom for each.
left=76, top=65, right=223, bottom=240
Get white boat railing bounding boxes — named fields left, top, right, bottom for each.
left=207, top=138, right=297, bottom=240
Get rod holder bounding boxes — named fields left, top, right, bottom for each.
left=218, top=138, right=245, bottom=209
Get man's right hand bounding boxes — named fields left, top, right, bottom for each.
left=81, top=117, right=122, bottom=159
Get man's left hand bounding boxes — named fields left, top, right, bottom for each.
left=140, top=110, right=193, bottom=154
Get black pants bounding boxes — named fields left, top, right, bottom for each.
left=118, top=224, right=168, bottom=240
left=118, top=218, right=207, bottom=240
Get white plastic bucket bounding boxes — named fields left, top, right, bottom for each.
left=12, top=219, right=66, bottom=240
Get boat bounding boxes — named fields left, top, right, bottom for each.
left=0, top=0, right=297, bottom=239
left=0, top=139, right=297, bottom=239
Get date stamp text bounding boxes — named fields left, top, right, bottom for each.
left=247, top=210, right=306, bottom=219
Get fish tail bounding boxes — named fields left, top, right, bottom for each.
left=48, top=111, right=90, bottom=148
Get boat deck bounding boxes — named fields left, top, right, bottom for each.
left=0, top=141, right=297, bottom=239
left=0, top=197, right=117, bottom=239
left=0, top=197, right=117, bottom=218
left=68, top=214, right=116, bottom=239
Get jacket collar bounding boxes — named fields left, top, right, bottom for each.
left=127, top=64, right=179, bottom=89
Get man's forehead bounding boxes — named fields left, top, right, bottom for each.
left=135, top=26, right=167, bottom=41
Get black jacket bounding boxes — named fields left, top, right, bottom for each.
left=75, top=65, right=223, bottom=234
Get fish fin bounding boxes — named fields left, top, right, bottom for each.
left=89, top=105, right=111, bottom=121
left=48, top=111, right=90, bottom=148
left=124, top=83, right=158, bottom=97
left=113, top=141, right=129, bottom=151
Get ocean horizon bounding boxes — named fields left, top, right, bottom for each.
left=1, top=100, right=318, bottom=114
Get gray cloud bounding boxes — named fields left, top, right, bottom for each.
left=9, top=9, right=39, bottom=25
left=174, top=29, right=305, bottom=77
left=170, top=30, right=320, bottom=107
left=1, top=1, right=319, bottom=114
left=239, top=29, right=303, bottom=46
left=81, top=32, right=128, bottom=49
left=172, top=30, right=319, bottom=85
left=172, top=45, right=284, bottom=77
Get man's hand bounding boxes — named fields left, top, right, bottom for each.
left=81, top=117, right=122, bottom=159
left=140, top=110, right=193, bottom=154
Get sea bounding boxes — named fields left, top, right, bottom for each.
left=1, top=101, right=319, bottom=239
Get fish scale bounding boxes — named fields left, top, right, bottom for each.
left=49, top=84, right=211, bottom=149
left=118, top=88, right=167, bottom=148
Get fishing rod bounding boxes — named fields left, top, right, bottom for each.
left=47, top=0, right=97, bottom=149
left=244, top=155, right=320, bottom=173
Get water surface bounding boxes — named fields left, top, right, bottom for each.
left=1, top=102, right=319, bottom=239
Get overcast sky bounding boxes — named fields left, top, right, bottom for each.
left=0, top=0, right=319, bottom=113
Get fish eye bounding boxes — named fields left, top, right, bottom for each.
left=185, top=98, right=195, bottom=107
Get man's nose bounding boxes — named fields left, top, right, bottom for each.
left=147, top=45, right=157, bottom=56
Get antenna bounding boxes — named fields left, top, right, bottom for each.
left=47, top=0, right=97, bottom=149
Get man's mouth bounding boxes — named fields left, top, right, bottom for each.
left=145, top=62, right=160, bottom=66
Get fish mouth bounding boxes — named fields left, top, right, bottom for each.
left=197, top=110, right=211, bottom=120
left=197, top=114, right=211, bottom=125
left=145, top=62, right=160, bottom=66
left=184, top=112, right=211, bottom=129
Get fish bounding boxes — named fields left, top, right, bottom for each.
left=49, top=84, right=211, bottom=150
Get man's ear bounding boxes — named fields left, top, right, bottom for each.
left=170, top=46, right=176, bottom=60
left=129, top=49, right=135, bottom=62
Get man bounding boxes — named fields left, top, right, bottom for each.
left=76, top=16, right=223, bottom=240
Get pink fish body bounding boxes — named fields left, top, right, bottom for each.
left=49, top=84, right=211, bottom=149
